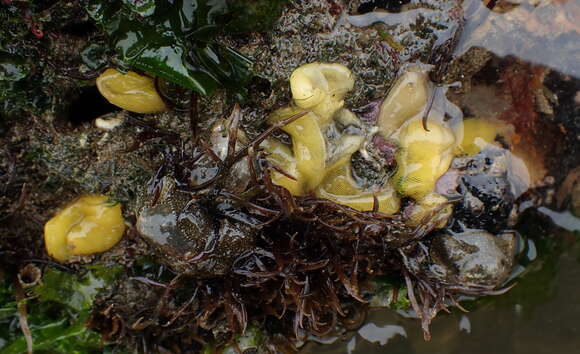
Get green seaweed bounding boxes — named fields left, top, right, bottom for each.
left=0, top=266, right=122, bottom=353
left=84, top=0, right=286, bottom=100
left=0, top=0, right=287, bottom=116
left=362, top=277, right=411, bottom=310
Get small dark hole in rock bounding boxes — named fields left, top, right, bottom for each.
left=67, top=86, right=118, bottom=125
left=473, top=58, right=501, bottom=86
left=358, top=0, right=410, bottom=14
left=248, top=76, right=272, bottom=101
left=60, top=21, right=98, bottom=37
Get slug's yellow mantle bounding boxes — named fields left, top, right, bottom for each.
left=290, top=62, right=355, bottom=124
left=96, top=68, right=167, bottom=114
left=379, top=70, right=430, bottom=137
left=456, top=118, right=502, bottom=156
left=44, top=195, right=126, bottom=262
left=393, top=120, right=456, bottom=200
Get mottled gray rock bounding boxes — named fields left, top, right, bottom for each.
left=136, top=176, right=256, bottom=278
left=429, top=230, right=516, bottom=287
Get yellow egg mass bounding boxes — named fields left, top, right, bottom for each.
left=96, top=68, right=167, bottom=114
left=44, top=195, right=126, bottom=262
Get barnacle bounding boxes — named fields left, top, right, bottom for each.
left=44, top=195, right=126, bottom=262
left=96, top=68, right=167, bottom=114
left=393, top=119, right=456, bottom=200
left=378, top=69, right=430, bottom=137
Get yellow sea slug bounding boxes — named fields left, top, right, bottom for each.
left=261, top=138, right=304, bottom=195
left=317, top=163, right=400, bottom=214
left=290, top=62, right=355, bottom=124
left=393, top=119, right=456, bottom=200
left=455, top=118, right=501, bottom=156
left=378, top=69, right=430, bottom=137
left=96, top=68, right=167, bottom=114
left=268, top=107, right=327, bottom=191
left=44, top=195, right=126, bottom=262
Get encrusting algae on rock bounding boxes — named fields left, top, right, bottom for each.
left=44, top=195, right=126, bottom=262
left=96, top=68, right=167, bottom=114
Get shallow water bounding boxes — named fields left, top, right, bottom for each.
left=304, top=226, right=580, bottom=353
left=457, top=0, right=580, bottom=78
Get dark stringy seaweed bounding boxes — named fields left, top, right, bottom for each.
left=88, top=106, right=514, bottom=352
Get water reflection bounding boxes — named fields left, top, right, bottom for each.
left=458, top=0, right=580, bottom=78
left=537, top=207, right=580, bottom=232
left=304, top=230, right=580, bottom=354
left=349, top=0, right=580, bottom=78
left=357, top=323, right=407, bottom=345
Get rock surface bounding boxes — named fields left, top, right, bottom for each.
left=136, top=177, right=256, bottom=278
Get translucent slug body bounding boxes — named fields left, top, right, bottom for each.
left=393, top=120, right=456, bottom=200
left=262, top=62, right=512, bottom=227
left=455, top=118, right=504, bottom=156
left=378, top=70, right=430, bottom=137
left=96, top=68, right=167, bottom=113
left=44, top=195, right=126, bottom=262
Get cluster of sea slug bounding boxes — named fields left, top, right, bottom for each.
left=43, top=63, right=509, bottom=262
left=263, top=63, right=508, bottom=226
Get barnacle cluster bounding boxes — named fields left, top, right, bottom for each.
left=263, top=63, right=507, bottom=226
left=44, top=195, right=126, bottom=262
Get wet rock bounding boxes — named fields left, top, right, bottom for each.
left=428, top=230, right=516, bottom=287
left=573, top=181, right=580, bottom=218
left=448, top=148, right=520, bottom=234
left=28, top=114, right=165, bottom=212
left=440, top=47, right=493, bottom=93
left=136, top=176, right=256, bottom=278
left=542, top=71, right=580, bottom=177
